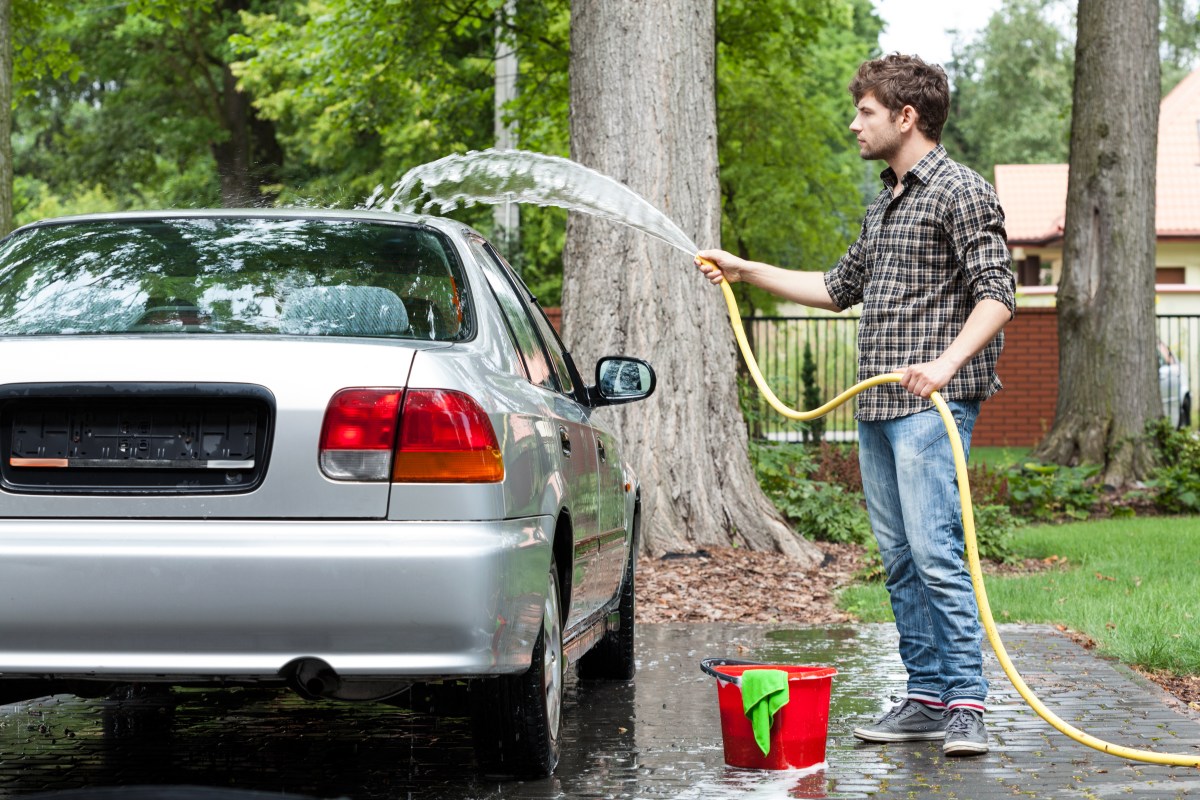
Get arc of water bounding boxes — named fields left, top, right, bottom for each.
left=375, top=149, right=699, bottom=257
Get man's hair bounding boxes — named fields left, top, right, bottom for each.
left=849, top=54, right=950, bottom=143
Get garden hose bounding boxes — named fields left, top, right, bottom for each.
left=709, top=267, right=1200, bottom=768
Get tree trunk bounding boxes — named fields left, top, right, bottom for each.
left=0, top=0, right=13, bottom=236
left=565, top=1, right=820, bottom=565
left=211, top=64, right=281, bottom=208
left=1033, top=0, right=1160, bottom=487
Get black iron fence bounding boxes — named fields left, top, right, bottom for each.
left=743, top=312, right=1200, bottom=441
left=741, top=314, right=860, bottom=442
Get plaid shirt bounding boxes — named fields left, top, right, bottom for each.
left=824, top=145, right=1016, bottom=421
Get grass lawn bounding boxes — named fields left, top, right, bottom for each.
left=969, top=445, right=1030, bottom=469
left=839, top=517, right=1200, bottom=675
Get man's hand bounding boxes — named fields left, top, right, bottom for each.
left=898, top=299, right=1012, bottom=399
left=899, top=357, right=959, bottom=399
left=694, top=249, right=747, bottom=285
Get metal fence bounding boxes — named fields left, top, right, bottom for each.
left=743, top=312, right=1200, bottom=441
left=742, top=314, right=860, bottom=442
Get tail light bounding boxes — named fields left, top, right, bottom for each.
left=318, top=387, right=503, bottom=483
left=319, top=389, right=402, bottom=481
left=392, top=389, right=504, bottom=483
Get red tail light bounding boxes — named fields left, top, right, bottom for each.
left=319, top=389, right=402, bottom=481
left=392, top=389, right=504, bottom=483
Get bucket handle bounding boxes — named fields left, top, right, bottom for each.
left=700, top=657, right=769, bottom=687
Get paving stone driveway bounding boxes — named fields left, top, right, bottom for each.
left=2, top=623, right=1198, bottom=799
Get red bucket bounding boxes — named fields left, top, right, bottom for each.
left=702, top=658, right=837, bottom=770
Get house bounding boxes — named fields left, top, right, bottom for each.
left=994, top=66, right=1200, bottom=314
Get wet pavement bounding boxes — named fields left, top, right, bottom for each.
left=2, top=623, right=1199, bottom=799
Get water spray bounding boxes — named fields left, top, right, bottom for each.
left=386, top=149, right=1200, bottom=768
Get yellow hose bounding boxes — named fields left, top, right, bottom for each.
left=714, top=274, right=1200, bottom=767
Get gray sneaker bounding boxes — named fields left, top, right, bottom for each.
left=852, top=699, right=947, bottom=742
left=942, top=707, right=989, bottom=755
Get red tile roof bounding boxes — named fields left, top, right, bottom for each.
left=994, top=164, right=1068, bottom=245
left=995, top=67, right=1200, bottom=245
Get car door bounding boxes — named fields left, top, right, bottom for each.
left=468, top=238, right=603, bottom=629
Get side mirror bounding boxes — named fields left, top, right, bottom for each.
left=590, top=356, right=656, bottom=407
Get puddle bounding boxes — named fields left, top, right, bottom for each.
left=1, top=624, right=1197, bottom=799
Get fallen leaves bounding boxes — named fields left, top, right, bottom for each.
left=636, top=542, right=863, bottom=625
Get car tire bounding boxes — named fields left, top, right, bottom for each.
left=471, top=558, right=563, bottom=778
left=577, top=509, right=638, bottom=682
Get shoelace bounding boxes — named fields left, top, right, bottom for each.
left=945, top=710, right=980, bottom=735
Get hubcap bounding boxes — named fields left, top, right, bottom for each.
left=542, top=569, right=563, bottom=739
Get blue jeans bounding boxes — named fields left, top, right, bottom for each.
left=858, top=400, right=987, bottom=709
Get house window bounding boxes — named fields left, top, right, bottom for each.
left=1156, top=267, right=1186, bottom=284
left=1018, top=255, right=1042, bottom=286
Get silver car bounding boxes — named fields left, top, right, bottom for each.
left=0, top=209, right=655, bottom=778
left=1158, top=341, right=1192, bottom=428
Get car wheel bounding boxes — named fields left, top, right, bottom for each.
left=577, top=541, right=637, bottom=682
left=471, top=558, right=563, bottom=778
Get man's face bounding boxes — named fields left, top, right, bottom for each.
left=849, top=92, right=902, bottom=162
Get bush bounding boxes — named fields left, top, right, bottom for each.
left=969, top=503, right=1020, bottom=564
left=1144, top=418, right=1200, bottom=513
left=750, top=442, right=871, bottom=544
left=1007, top=462, right=1102, bottom=520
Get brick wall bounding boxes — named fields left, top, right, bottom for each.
left=974, top=307, right=1058, bottom=448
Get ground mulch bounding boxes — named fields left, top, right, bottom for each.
left=635, top=544, right=1200, bottom=713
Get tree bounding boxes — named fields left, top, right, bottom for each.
left=1161, top=0, right=1200, bottom=94
left=717, top=0, right=881, bottom=286
left=1032, top=0, right=1160, bottom=487
left=233, top=0, right=571, bottom=293
left=15, top=0, right=284, bottom=216
left=564, top=1, right=821, bottom=564
left=943, top=0, right=1075, bottom=181
left=0, top=0, right=12, bottom=236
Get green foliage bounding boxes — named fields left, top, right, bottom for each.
left=943, top=0, right=1074, bottom=182
left=717, top=0, right=881, bottom=312
left=13, top=0, right=286, bottom=215
left=1161, top=0, right=1200, bottom=95
left=970, top=503, right=1020, bottom=564
left=750, top=442, right=871, bottom=545
left=1007, top=461, right=1102, bottom=521
left=1144, top=418, right=1200, bottom=513
left=11, top=0, right=78, bottom=91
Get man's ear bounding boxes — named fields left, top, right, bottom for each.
left=898, top=104, right=919, bottom=133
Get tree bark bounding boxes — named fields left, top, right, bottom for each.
left=1033, top=0, right=1160, bottom=487
left=565, top=1, right=821, bottom=565
left=0, top=0, right=13, bottom=236
left=211, top=63, right=282, bottom=208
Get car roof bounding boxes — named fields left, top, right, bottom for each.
left=7, top=208, right=474, bottom=240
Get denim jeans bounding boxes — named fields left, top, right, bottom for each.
left=858, top=400, right=987, bottom=710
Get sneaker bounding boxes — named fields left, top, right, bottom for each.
left=852, top=698, right=947, bottom=742
left=942, top=707, right=989, bottom=756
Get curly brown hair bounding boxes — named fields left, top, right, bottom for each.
left=849, top=54, right=950, bottom=143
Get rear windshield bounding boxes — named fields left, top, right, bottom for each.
left=0, top=217, right=472, bottom=340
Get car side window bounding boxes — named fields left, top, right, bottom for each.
left=469, top=238, right=558, bottom=392
left=480, top=242, right=578, bottom=398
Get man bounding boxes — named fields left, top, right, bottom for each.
left=696, top=54, right=1015, bottom=757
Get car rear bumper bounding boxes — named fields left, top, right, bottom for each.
left=0, top=518, right=552, bottom=680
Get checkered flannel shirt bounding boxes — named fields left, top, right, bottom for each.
left=824, top=145, right=1016, bottom=422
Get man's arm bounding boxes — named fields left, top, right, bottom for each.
left=694, top=249, right=842, bottom=312
left=899, top=298, right=1012, bottom=398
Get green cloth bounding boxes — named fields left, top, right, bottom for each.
left=740, top=668, right=790, bottom=756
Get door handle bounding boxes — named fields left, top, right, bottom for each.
left=559, top=426, right=572, bottom=456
